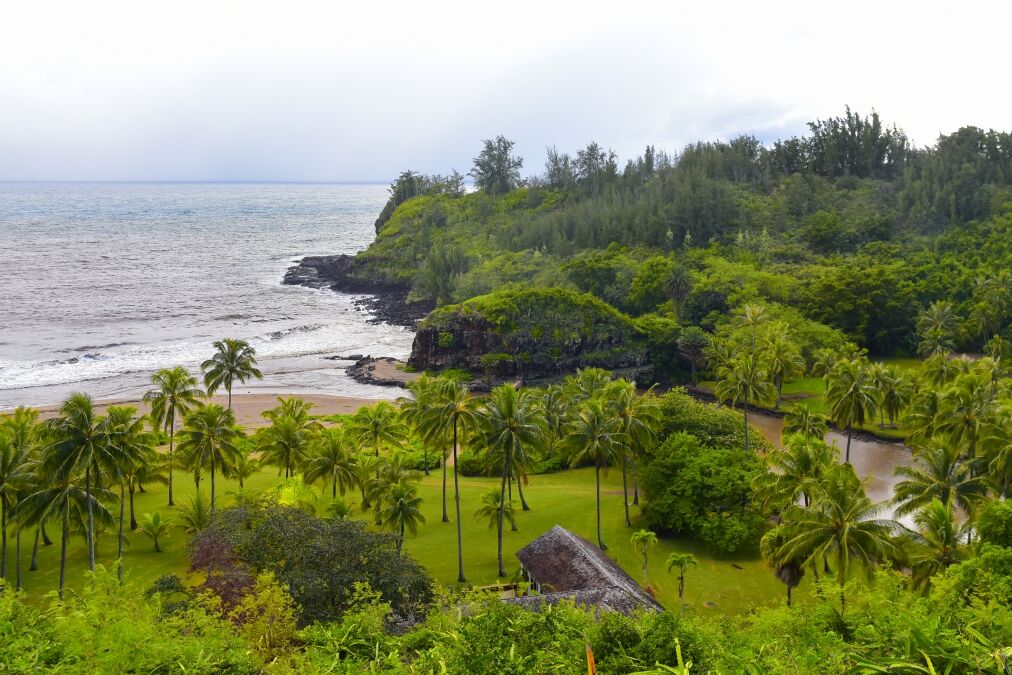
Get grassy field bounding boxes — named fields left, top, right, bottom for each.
left=2, top=460, right=797, bottom=615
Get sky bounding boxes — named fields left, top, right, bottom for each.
left=1, top=0, right=1009, bottom=182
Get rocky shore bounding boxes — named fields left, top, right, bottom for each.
left=283, top=255, right=433, bottom=327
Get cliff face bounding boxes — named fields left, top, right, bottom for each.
left=407, top=288, right=648, bottom=379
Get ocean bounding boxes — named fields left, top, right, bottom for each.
left=0, top=182, right=414, bottom=409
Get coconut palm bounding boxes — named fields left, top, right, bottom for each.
left=2, top=407, right=45, bottom=585
left=563, top=367, right=613, bottom=403
left=123, top=449, right=167, bottom=530
left=630, top=529, right=658, bottom=583
left=900, top=498, right=969, bottom=594
left=303, top=428, right=359, bottom=499
left=416, top=379, right=481, bottom=583
left=201, top=338, right=263, bottom=411
left=399, top=375, right=442, bottom=476
left=825, top=359, right=878, bottom=463
left=144, top=366, right=203, bottom=506
left=540, top=384, right=570, bottom=460
left=44, top=392, right=105, bottom=571
left=606, top=380, right=660, bottom=524
left=773, top=464, right=900, bottom=610
left=934, top=372, right=998, bottom=460
left=916, top=300, right=960, bottom=357
left=363, top=453, right=422, bottom=522
left=704, top=337, right=735, bottom=375
left=761, top=325, right=805, bottom=409
left=98, top=406, right=149, bottom=581
left=753, top=434, right=835, bottom=510
left=564, top=399, right=624, bottom=550
left=892, top=443, right=988, bottom=520
left=759, top=527, right=805, bottom=608
left=223, top=453, right=257, bottom=490
left=981, top=408, right=1012, bottom=497
left=714, top=354, right=774, bottom=453
left=348, top=401, right=407, bottom=465
left=177, top=404, right=242, bottom=513
left=475, top=487, right=517, bottom=531
left=0, top=429, right=35, bottom=585
left=809, top=348, right=839, bottom=392
left=378, top=481, right=425, bottom=555
left=782, top=408, right=828, bottom=440
left=138, top=512, right=170, bottom=552
left=261, top=396, right=318, bottom=425
left=258, top=414, right=318, bottom=479
left=872, top=364, right=914, bottom=428
left=479, top=384, right=545, bottom=576
left=665, top=552, right=697, bottom=612
left=676, top=326, right=710, bottom=384
left=737, top=303, right=768, bottom=354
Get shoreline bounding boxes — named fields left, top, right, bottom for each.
left=18, top=392, right=396, bottom=428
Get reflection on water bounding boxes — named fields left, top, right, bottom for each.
left=747, top=412, right=911, bottom=506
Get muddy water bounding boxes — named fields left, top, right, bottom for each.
left=748, top=412, right=911, bottom=506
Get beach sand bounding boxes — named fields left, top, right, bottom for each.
left=23, top=392, right=395, bottom=428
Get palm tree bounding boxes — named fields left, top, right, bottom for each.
left=201, top=338, right=263, bottom=411
left=809, top=348, right=838, bottom=392
left=98, top=406, right=148, bottom=581
left=479, top=384, right=545, bottom=576
left=714, top=354, right=774, bottom=453
left=737, top=303, right=768, bottom=354
left=144, top=366, right=203, bottom=506
left=348, top=401, right=408, bottom=465
left=563, top=367, right=613, bottom=403
left=759, top=527, right=804, bottom=608
left=665, top=552, right=697, bottom=613
left=179, top=491, right=211, bottom=534
left=676, top=326, right=710, bottom=384
left=773, top=464, right=900, bottom=610
left=45, top=392, right=104, bottom=571
left=872, top=364, right=914, bottom=428
left=761, top=325, right=805, bottom=409
left=258, top=414, right=318, bottom=479
left=363, top=453, right=422, bottom=522
left=564, top=399, right=624, bottom=550
left=139, top=512, right=170, bottom=552
left=905, top=388, right=943, bottom=443
left=934, top=372, right=998, bottom=460
left=261, top=396, right=318, bottom=424
left=303, top=428, right=359, bottom=499
left=399, top=375, right=442, bottom=476
left=475, top=487, right=517, bottom=531
left=177, top=404, right=242, bottom=513
left=378, top=481, right=425, bottom=555
left=825, top=359, right=878, bottom=463
left=916, top=300, right=960, bottom=357
left=782, top=408, right=828, bottom=440
left=416, top=379, right=481, bottom=582
left=606, top=380, right=660, bottom=524
left=224, top=453, right=258, bottom=490
left=892, top=443, right=988, bottom=521
left=664, top=264, right=693, bottom=316
left=0, top=429, right=34, bottom=586
left=123, top=449, right=167, bottom=530
left=900, top=498, right=969, bottom=594
left=753, top=434, right=835, bottom=510
left=630, top=529, right=658, bottom=583
left=539, top=385, right=570, bottom=460
left=981, top=409, right=1012, bottom=497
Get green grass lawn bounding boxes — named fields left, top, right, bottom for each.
left=3, top=462, right=797, bottom=615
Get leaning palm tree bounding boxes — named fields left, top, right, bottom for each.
left=630, top=529, right=658, bottom=583
left=201, top=338, right=263, bottom=411
left=416, top=379, right=481, bottom=583
left=606, top=380, right=660, bottom=525
left=378, top=481, right=425, bottom=555
left=892, top=442, right=989, bottom=521
left=564, top=398, right=624, bottom=550
left=665, top=552, right=697, bottom=613
left=773, top=463, right=900, bottom=610
left=258, top=414, right=318, bottom=479
left=782, top=408, right=828, bottom=440
left=144, top=366, right=203, bottom=506
left=303, top=428, right=358, bottom=499
left=0, top=430, right=35, bottom=585
left=753, top=434, right=835, bottom=511
left=45, top=392, right=104, bottom=571
left=900, top=497, right=969, bottom=594
left=177, top=404, right=242, bottom=513
left=479, top=384, right=545, bottom=576
left=825, top=359, right=878, bottom=463
left=98, top=406, right=148, bottom=581
left=714, top=354, right=774, bottom=453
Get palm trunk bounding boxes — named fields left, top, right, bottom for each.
left=398, top=522, right=404, bottom=555
left=118, top=480, right=126, bottom=582
left=631, top=455, right=639, bottom=506
left=442, top=442, right=449, bottom=523
left=211, top=456, right=217, bottom=513
left=517, top=474, right=530, bottom=511
left=621, top=455, right=631, bottom=527
left=30, top=527, right=40, bottom=571
left=332, top=476, right=337, bottom=499
left=15, top=529, right=21, bottom=591
left=130, top=483, right=138, bottom=530
left=845, top=424, right=852, bottom=463
left=786, top=584, right=792, bottom=608
left=679, top=574, right=685, bottom=613
left=776, top=379, right=783, bottom=409
left=497, top=447, right=511, bottom=577
left=452, top=424, right=466, bottom=583
left=423, top=447, right=429, bottom=476
left=595, top=460, right=605, bottom=550
left=227, top=385, right=232, bottom=412
left=86, top=466, right=95, bottom=572
left=743, top=402, right=750, bottom=453
left=42, top=523, right=52, bottom=546
left=1, top=501, right=6, bottom=581
left=167, top=412, right=175, bottom=506
left=59, top=499, right=69, bottom=600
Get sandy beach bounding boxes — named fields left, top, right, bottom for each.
left=21, top=392, right=398, bottom=428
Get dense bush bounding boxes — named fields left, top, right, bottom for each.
left=640, top=432, right=767, bottom=552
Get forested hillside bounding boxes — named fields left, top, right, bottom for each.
left=345, top=110, right=1012, bottom=379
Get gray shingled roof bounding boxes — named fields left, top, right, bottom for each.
left=508, top=525, right=662, bottom=614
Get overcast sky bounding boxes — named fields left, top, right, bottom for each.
left=2, top=0, right=1008, bottom=182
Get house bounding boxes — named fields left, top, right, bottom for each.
left=505, top=525, right=662, bottom=615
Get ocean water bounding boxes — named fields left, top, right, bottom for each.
left=0, top=182, right=414, bottom=409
